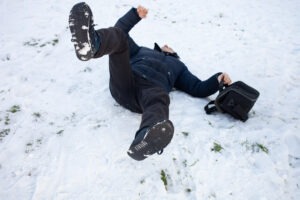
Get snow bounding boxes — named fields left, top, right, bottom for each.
left=0, top=0, right=299, bottom=199
left=78, top=42, right=90, bottom=56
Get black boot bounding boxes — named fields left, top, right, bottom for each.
left=69, top=2, right=100, bottom=61
left=127, top=120, right=174, bottom=161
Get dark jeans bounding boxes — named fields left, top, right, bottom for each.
left=93, top=27, right=170, bottom=131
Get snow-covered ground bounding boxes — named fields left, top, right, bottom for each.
left=1, top=0, right=300, bottom=199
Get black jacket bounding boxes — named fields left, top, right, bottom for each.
left=115, top=8, right=221, bottom=96
left=115, top=8, right=181, bottom=92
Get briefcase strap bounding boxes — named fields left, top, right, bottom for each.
left=204, top=100, right=217, bottom=114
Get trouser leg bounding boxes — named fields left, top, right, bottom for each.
left=127, top=81, right=174, bottom=161
left=94, top=27, right=140, bottom=112
left=137, top=84, right=170, bottom=130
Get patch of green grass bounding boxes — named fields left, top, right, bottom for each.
left=182, top=131, right=189, bottom=137
left=1, top=54, right=10, bottom=61
left=39, top=39, right=59, bottom=47
left=140, top=179, right=145, bottom=184
left=83, top=67, right=92, bottom=72
left=182, top=159, right=188, bottom=167
left=189, top=159, right=199, bottom=167
left=51, top=38, right=59, bottom=46
left=25, top=142, right=34, bottom=153
left=0, top=129, right=10, bottom=141
left=211, top=142, right=223, bottom=153
left=253, top=143, right=269, bottom=154
left=23, top=38, right=41, bottom=47
left=185, top=188, right=192, bottom=193
left=56, top=130, right=64, bottom=135
left=33, top=112, right=41, bottom=118
left=160, top=170, right=168, bottom=191
left=32, top=112, right=42, bottom=122
left=24, top=36, right=59, bottom=49
left=242, top=140, right=269, bottom=154
left=4, top=115, right=10, bottom=125
left=36, top=138, right=42, bottom=145
left=8, top=105, right=20, bottom=113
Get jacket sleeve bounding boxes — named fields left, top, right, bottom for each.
left=202, top=72, right=222, bottom=96
left=114, top=8, right=141, bottom=34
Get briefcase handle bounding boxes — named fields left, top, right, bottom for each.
left=219, top=81, right=229, bottom=92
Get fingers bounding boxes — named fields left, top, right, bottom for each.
left=161, top=45, right=175, bottom=53
left=218, top=73, right=232, bottom=85
left=137, top=5, right=148, bottom=18
left=222, top=73, right=232, bottom=85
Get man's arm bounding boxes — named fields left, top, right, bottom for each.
left=114, top=6, right=148, bottom=34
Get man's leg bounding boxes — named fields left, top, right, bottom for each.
left=69, top=2, right=140, bottom=112
left=95, top=27, right=141, bottom=112
left=69, top=3, right=173, bottom=161
left=69, top=2, right=100, bottom=61
left=127, top=83, right=174, bottom=161
left=139, top=86, right=170, bottom=129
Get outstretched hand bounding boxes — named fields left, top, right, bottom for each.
left=161, top=45, right=175, bottom=54
left=218, top=73, right=232, bottom=85
left=137, top=6, right=148, bottom=18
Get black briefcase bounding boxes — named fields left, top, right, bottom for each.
left=204, top=81, right=260, bottom=122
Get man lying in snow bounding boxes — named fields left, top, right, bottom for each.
left=68, top=2, right=232, bottom=161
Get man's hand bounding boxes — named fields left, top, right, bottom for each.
left=137, top=6, right=148, bottom=18
left=218, top=73, right=232, bottom=85
left=161, top=45, right=175, bottom=54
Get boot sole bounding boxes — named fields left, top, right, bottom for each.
left=127, top=120, right=174, bottom=161
left=69, top=2, right=94, bottom=61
